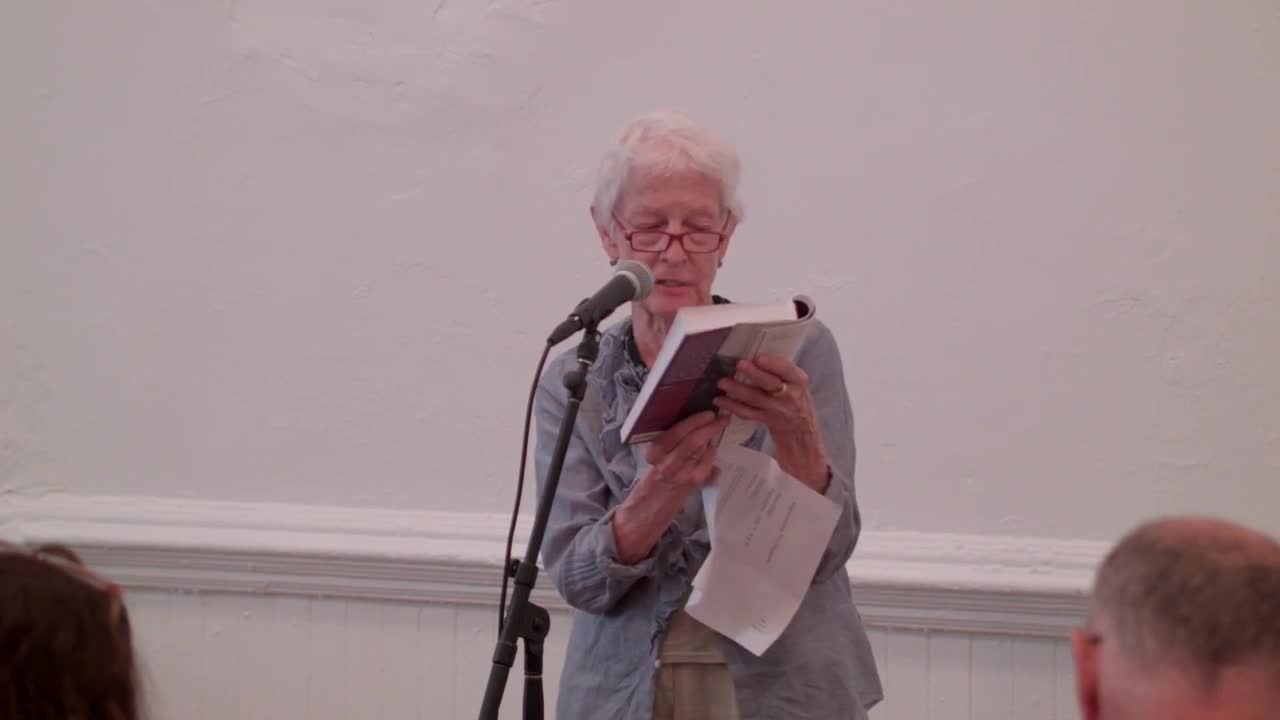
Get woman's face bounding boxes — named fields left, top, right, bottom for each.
left=599, top=168, right=734, bottom=322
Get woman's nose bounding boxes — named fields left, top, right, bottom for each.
left=659, top=236, right=690, bottom=263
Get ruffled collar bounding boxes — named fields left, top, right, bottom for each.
left=592, top=306, right=734, bottom=614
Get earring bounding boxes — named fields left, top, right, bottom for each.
left=610, top=258, right=618, bottom=266
left=717, top=259, right=724, bottom=268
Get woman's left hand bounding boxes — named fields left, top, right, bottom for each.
left=713, top=354, right=832, bottom=494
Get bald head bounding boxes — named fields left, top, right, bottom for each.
left=1074, top=516, right=1280, bottom=719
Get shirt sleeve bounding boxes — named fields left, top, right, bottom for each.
left=794, top=321, right=864, bottom=583
left=532, top=363, right=657, bottom=614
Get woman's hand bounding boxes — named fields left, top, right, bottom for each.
left=612, top=411, right=729, bottom=564
left=713, top=355, right=831, bottom=493
left=643, top=410, right=729, bottom=491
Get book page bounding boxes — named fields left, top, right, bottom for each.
left=718, top=319, right=813, bottom=446
left=685, top=445, right=841, bottom=656
left=751, top=319, right=812, bottom=359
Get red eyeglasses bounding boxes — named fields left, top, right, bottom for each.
left=612, top=211, right=730, bottom=254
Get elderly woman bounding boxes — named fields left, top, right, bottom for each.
left=534, top=110, right=883, bottom=720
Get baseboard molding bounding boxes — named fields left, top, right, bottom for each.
left=2, top=493, right=1101, bottom=637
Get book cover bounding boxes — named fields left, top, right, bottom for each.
left=620, top=295, right=815, bottom=445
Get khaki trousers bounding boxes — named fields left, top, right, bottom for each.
left=652, top=611, right=741, bottom=720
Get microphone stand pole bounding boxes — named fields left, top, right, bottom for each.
left=478, top=323, right=601, bottom=720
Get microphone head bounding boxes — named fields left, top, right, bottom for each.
left=615, top=259, right=655, bottom=301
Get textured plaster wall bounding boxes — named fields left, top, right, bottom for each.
left=2, top=1, right=1277, bottom=540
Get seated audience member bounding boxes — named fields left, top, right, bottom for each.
left=1072, top=516, right=1280, bottom=720
left=0, top=542, right=143, bottom=720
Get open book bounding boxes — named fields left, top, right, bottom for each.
left=619, top=294, right=816, bottom=446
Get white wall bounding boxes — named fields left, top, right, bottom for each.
left=3, top=1, right=1278, bottom=540
left=2, top=3, right=1278, bottom=718
left=6, top=494, right=1093, bottom=719
left=122, top=590, right=1080, bottom=720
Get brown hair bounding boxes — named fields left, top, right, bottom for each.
left=1088, top=517, right=1280, bottom=688
left=0, top=543, right=141, bottom=720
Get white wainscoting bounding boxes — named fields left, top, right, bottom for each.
left=2, top=494, right=1102, bottom=719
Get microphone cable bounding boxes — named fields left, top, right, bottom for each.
left=498, top=340, right=554, bottom=632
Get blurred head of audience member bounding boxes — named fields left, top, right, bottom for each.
left=1073, top=516, right=1280, bottom=720
left=1, top=542, right=142, bottom=720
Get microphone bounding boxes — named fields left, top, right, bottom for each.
left=547, top=260, right=655, bottom=344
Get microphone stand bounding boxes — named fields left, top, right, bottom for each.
left=478, top=323, right=601, bottom=720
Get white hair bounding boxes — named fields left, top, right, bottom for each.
left=590, top=109, right=745, bottom=226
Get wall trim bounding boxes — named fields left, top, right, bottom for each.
left=2, top=493, right=1101, bottom=637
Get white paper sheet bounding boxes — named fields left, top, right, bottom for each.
left=685, top=445, right=841, bottom=656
